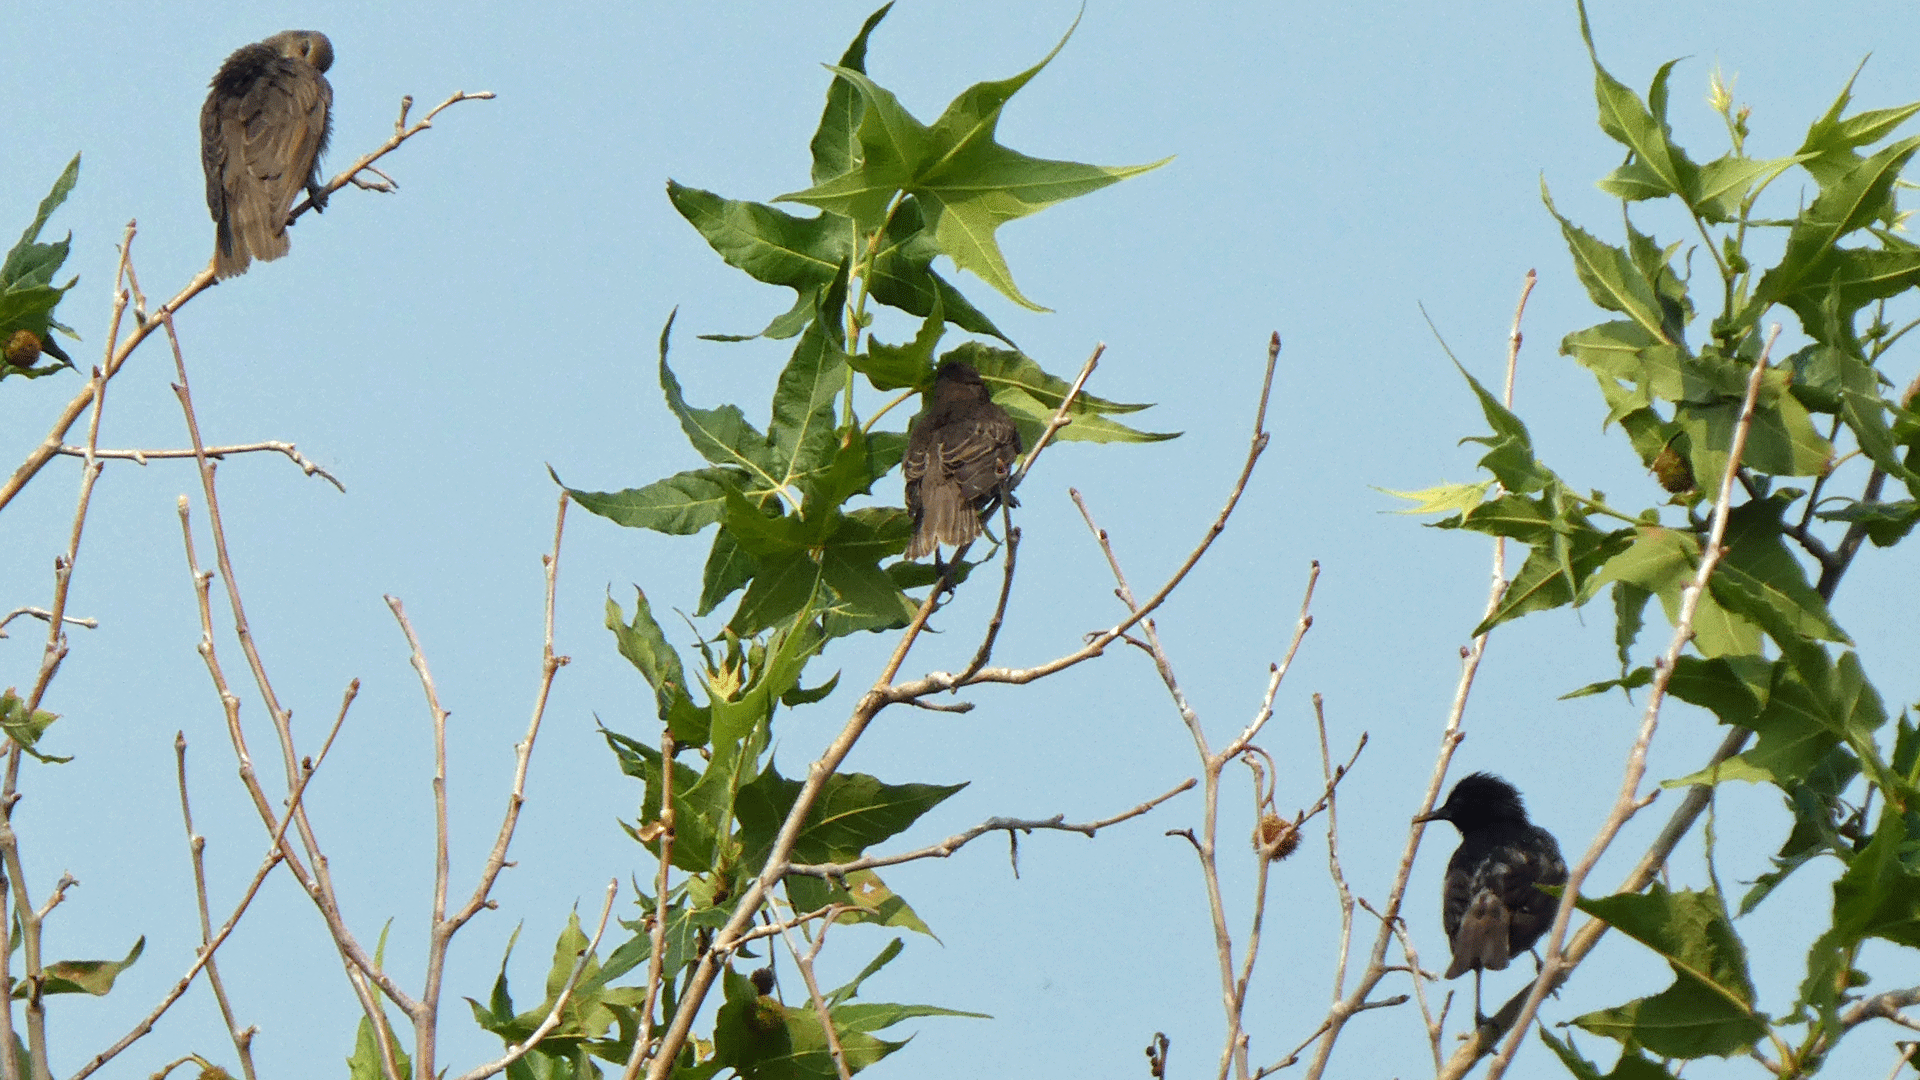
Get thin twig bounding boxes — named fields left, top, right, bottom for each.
left=162, top=308, right=413, bottom=1080
left=777, top=902, right=854, bottom=1080
left=956, top=516, right=1019, bottom=683
left=1009, top=342, right=1103, bottom=491
left=289, top=90, right=496, bottom=219
left=1480, top=326, right=1780, bottom=1080
left=0, top=608, right=97, bottom=638
left=55, top=442, right=343, bottom=491
left=175, top=733, right=258, bottom=1080
left=786, top=779, right=1196, bottom=877
left=410, top=493, right=571, bottom=1080
left=75, top=682, right=355, bottom=1080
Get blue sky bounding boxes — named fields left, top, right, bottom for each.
left=3, top=2, right=1918, bottom=1077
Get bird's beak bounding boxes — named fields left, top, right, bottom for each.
left=1413, top=808, right=1446, bottom=824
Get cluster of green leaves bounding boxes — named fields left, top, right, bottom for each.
left=488, top=8, right=1168, bottom=1077
left=0, top=154, right=79, bottom=379
left=1399, top=7, right=1920, bottom=1077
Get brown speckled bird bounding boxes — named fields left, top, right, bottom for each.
left=201, top=31, right=334, bottom=279
left=903, top=362, right=1022, bottom=561
left=1417, top=773, right=1567, bottom=1019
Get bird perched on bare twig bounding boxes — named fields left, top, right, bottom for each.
left=903, top=361, right=1022, bottom=561
left=1417, top=772, right=1567, bottom=1020
left=201, top=30, right=334, bottom=279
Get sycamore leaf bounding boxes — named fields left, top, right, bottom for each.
left=781, top=19, right=1167, bottom=311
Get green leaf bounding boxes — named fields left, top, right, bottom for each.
left=1573, top=12, right=1698, bottom=205
left=1613, top=581, right=1650, bottom=674
left=699, top=528, right=761, bottom=619
left=1540, top=1029, right=1679, bottom=1080
left=1801, top=804, right=1920, bottom=1026
left=1450, top=355, right=1553, bottom=493
left=656, top=313, right=781, bottom=489
left=1738, top=744, right=1859, bottom=914
left=1707, top=496, right=1850, bottom=675
left=810, top=5, right=894, bottom=185
left=728, top=549, right=823, bottom=638
left=735, top=763, right=964, bottom=872
left=1587, top=526, right=1764, bottom=659
left=1571, top=885, right=1767, bottom=1058
left=1377, top=480, right=1494, bottom=517
left=1816, top=498, right=1920, bottom=547
left=1472, top=523, right=1633, bottom=634
left=0, top=689, right=61, bottom=761
left=1544, top=181, right=1673, bottom=344
left=781, top=20, right=1168, bottom=311
left=858, top=300, right=945, bottom=391
left=606, top=590, right=708, bottom=746
left=1691, top=152, right=1803, bottom=224
left=1755, top=134, right=1920, bottom=317
left=30, top=936, right=142, bottom=997
left=768, top=279, right=852, bottom=486
left=866, top=197, right=1011, bottom=342
left=1, top=153, right=79, bottom=290
left=346, top=1009, right=414, bottom=1080
left=667, top=183, right=840, bottom=340
left=1796, top=66, right=1920, bottom=191
left=564, top=465, right=749, bottom=535
left=819, top=508, right=916, bottom=633
left=787, top=869, right=937, bottom=938
left=604, top=729, right=714, bottom=873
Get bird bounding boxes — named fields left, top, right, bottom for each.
left=902, top=361, right=1022, bottom=561
left=201, top=31, right=335, bottom=279
left=1416, top=772, right=1567, bottom=1019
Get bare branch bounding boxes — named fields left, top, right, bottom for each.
left=290, top=90, right=496, bottom=219
left=75, top=683, right=354, bottom=1080
left=55, top=441, right=344, bottom=491
left=0, top=608, right=97, bottom=638
left=787, top=779, right=1196, bottom=878
left=1009, top=342, right=1103, bottom=492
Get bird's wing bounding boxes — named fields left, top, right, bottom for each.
left=200, top=94, right=230, bottom=220
left=944, top=416, right=1020, bottom=501
left=240, top=61, right=331, bottom=215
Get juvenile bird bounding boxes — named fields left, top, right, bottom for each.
left=201, top=30, right=335, bottom=279
left=1417, top=772, right=1567, bottom=1019
left=902, top=362, right=1022, bottom=561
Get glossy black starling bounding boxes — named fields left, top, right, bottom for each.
left=1417, top=772, right=1567, bottom=1015
left=201, top=31, right=335, bottom=279
left=903, top=362, right=1022, bottom=560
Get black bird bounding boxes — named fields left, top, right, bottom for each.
left=1417, top=772, right=1567, bottom=1018
left=903, top=362, right=1022, bottom=561
left=201, top=31, right=335, bottom=279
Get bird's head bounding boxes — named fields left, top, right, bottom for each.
left=268, top=30, right=334, bottom=73
left=931, top=361, right=990, bottom=404
left=1416, top=772, right=1530, bottom=832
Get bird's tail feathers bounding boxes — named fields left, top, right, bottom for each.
left=1444, top=891, right=1513, bottom=979
left=218, top=194, right=292, bottom=279
left=905, top=481, right=980, bottom=560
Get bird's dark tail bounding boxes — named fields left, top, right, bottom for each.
left=906, top=480, right=980, bottom=560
